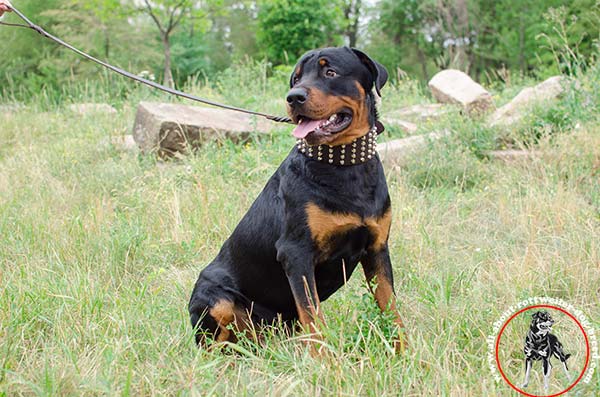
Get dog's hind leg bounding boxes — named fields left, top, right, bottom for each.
left=521, top=358, right=532, bottom=388
left=552, top=336, right=572, bottom=382
left=543, top=359, right=552, bottom=392
left=561, top=360, right=571, bottom=382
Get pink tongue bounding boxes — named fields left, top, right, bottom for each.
left=292, top=119, right=326, bottom=138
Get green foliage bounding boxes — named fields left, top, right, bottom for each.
left=368, top=0, right=600, bottom=82
left=256, top=0, right=344, bottom=65
left=171, top=28, right=213, bottom=86
left=1, top=0, right=599, bottom=99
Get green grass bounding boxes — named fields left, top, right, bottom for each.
left=1, top=65, right=599, bottom=396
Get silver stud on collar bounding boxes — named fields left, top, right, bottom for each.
left=296, top=126, right=378, bottom=166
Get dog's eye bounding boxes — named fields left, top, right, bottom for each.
left=292, top=75, right=300, bottom=85
left=325, top=69, right=337, bottom=78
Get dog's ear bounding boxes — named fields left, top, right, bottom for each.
left=351, top=48, right=388, bottom=96
left=532, top=311, right=541, bottom=321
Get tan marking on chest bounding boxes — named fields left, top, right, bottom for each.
left=365, top=207, right=392, bottom=251
left=305, top=203, right=361, bottom=250
left=305, top=203, right=392, bottom=253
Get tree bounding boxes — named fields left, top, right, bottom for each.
left=341, top=0, right=362, bottom=47
left=138, top=0, right=196, bottom=87
left=257, top=0, right=344, bottom=65
left=369, top=0, right=439, bottom=81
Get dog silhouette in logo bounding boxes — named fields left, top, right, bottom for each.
left=521, top=310, right=571, bottom=391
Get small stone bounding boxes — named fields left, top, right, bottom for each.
left=69, top=103, right=117, bottom=115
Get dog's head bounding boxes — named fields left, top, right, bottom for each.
left=530, top=311, right=554, bottom=335
left=286, top=47, right=388, bottom=146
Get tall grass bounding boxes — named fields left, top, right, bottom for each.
left=1, top=55, right=599, bottom=396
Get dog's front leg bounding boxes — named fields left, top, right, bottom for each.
left=361, top=246, right=406, bottom=353
left=276, top=240, right=324, bottom=355
left=521, top=358, right=532, bottom=388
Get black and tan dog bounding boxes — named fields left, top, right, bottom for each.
left=521, top=311, right=571, bottom=391
left=188, top=47, right=405, bottom=352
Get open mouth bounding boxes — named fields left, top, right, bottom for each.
left=292, top=110, right=353, bottom=140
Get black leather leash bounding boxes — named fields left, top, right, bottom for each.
left=0, top=5, right=293, bottom=124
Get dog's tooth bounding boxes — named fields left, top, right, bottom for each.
left=329, top=114, right=338, bottom=121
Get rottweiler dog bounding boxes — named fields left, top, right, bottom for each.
left=188, top=47, right=405, bottom=353
left=521, top=311, right=571, bottom=391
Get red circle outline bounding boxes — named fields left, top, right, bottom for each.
left=494, top=304, right=591, bottom=397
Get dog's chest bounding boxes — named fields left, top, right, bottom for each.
left=305, top=202, right=391, bottom=261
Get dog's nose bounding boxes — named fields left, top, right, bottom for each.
left=286, top=88, right=308, bottom=106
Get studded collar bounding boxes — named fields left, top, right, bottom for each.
left=295, top=126, right=378, bottom=166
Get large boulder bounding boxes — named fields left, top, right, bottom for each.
left=378, top=131, right=450, bottom=166
left=428, top=69, right=494, bottom=115
left=132, top=102, right=273, bottom=157
left=488, top=76, right=566, bottom=127
left=68, top=103, right=117, bottom=115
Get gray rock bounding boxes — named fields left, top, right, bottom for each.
left=485, top=150, right=539, bottom=162
left=132, top=102, right=273, bottom=157
left=382, top=117, right=418, bottom=134
left=378, top=131, right=450, bottom=166
left=387, top=103, right=456, bottom=123
left=0, top=103, right=24, bottom=116
left=488, top=76, right=566, bottom=127
left=428, top=69, right=494, bottom=115
left=68, top=103, right=117, bottom=115
left=111, top=135, right=138, bottom=151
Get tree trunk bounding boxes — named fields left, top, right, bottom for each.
left=104, top=27, right=110, bottom=59
left=344, top=0, right=361, bottom=48
left=162, top=34, right=174, bottom=88
left=416, top=45, right=429, bottom=81
left=518, top=13, right=526, bottom=73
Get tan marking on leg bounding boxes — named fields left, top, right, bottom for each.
left=294, top=302, right=323, bottom=333
left=289, top=275, right=326, bottom=356
left=294, top=300, right=325, bottom=356
left=365, top=207, right=392, bottom=251
left=209, top=300, right=236, bottom=342
left=305, top=203, right=362, bottom=253
left=372, top=276, right=407, bottom=352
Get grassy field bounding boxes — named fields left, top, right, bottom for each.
left=1, top=63, right=599, bottom=396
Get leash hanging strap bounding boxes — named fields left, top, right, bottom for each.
left=0, top=5, right=293, bottom=124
